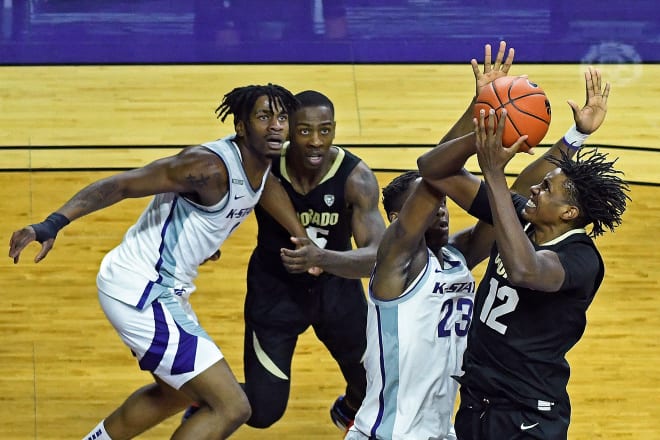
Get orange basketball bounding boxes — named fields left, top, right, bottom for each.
left=474, top=76, right=551, bottom=152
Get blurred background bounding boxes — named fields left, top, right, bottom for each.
left=1, top=0, right=657, bottom=64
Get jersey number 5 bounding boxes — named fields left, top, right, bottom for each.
left=306, top=226, right=329, bottom=248
left=438, top=297, right=474, bottom=337
left=479, top=278, right=519, bottom=335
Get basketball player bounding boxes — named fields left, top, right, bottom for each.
left=9, top=84, right=307, bottom=440
left=344, top=41, right=515, bottom=440
left=418, top=67, right=629, bottom=439
left=181, top=90, right=384, bottom=430
left=344, top=168, right=493, bottom=440
left=241, top=90, right=385, bottom=430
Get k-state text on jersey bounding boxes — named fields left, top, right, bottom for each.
left=433, top=281, right=476, bottom=294
left=226, top=207, right=253, bottom=219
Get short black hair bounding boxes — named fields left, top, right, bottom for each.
left=382, top=170, right=420, bottom=216
left=295, top=90, right=335, bottom=117
left=215, top=83, right=299, bottom=125
left=546, top=148, right=630, bottom=237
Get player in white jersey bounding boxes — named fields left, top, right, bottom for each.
left=96, top=135, right=268, bottom=310
left=348, top=40, right=564, bottom=440
left=345, top=170, right=492, bottom=440
left=345, top=40, right=518, bottom=440
left=9, top=84, right=308, bottom=440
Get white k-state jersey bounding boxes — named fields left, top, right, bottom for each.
left=352, top=245, right=476, bottom=440
left=97, top=135, right=268, bottom=310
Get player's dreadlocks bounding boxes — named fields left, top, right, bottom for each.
left=215, top=83, right=299, bottom=126
left=546, top=148, right=630, bottom=237
left=382, top=170, right=420, bottom=217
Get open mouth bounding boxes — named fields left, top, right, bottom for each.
left=306, top=151, right=324, bottom=166
left=266, top=137, right=283, bottom=149
left=431, top=220, right=449, bottom=232
left=308, top=155, right=323, bottom=166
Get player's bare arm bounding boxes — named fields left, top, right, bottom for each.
left=9, top=145, right=229, bottom=264
left=475, top=109, right=566, bottom=292
left=448, top=221, right=494, bottom=270
left=332, top=161, right=385, bottom=276
left=259, top=172, right=307, bottom=237
left=372, top=180, right=442, bottom=300
left=281, top=161, right=385, bottom=278
left=60, top=145, right=229, bottom=220
left=417, top=132, right=482, bottom=211
left=280, top=161, right=385, bottom=278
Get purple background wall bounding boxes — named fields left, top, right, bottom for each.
left=1, top=0, right=657, bottom=64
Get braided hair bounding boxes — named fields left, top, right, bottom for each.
left=382, top=170, right=420, bottom=216
left=546, top=148, right=630, bottom=237
left=215, top=83, right=299, bottom=126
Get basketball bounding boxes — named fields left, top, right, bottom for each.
left=474, top=76, right=551, bottom=152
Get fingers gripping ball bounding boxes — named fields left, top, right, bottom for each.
left=474, top=76, right=551, bottom=152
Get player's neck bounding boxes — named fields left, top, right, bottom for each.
left=530, top=222, right=575, bottom=246
left=286, top=148, right=337, bottom=194
left=236, top=141, right=271, bottom=190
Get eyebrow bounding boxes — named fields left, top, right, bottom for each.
left=295, top=121, right=332, bottom=126
left=256, top=108, right=287, bottom=116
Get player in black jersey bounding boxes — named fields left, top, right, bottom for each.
left=242, top=90, right=385, bottom=430
left=181, top=90, right=384, bottom=430
left=418, top=67, right=630, bottom=439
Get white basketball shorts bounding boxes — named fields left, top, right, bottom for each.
left=98, top=289, right=223, bottom=390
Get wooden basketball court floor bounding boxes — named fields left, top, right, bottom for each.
left=0, top=63, right=658, bottom=439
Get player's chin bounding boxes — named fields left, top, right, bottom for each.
left=521, top=207, right=534, bottom=222
left=426, top=227, right=449, bottom=243
left=264, top=148, right=283, bottom=159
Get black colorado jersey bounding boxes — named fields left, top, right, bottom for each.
left=461, top=183, right=605, bottom=410
left=254, top=145, right=361, bottom=280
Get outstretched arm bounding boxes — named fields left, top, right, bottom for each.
left=9, top=146, right=229, bottom=263
left=371, top=179, right=443, bottom=300
left=280, top=161, right=386, bottom=278
left=511, top=66, right=610, bottom=194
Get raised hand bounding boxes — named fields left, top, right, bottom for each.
left=567, top=66, right=611, bottom=135
left=471, top=41, right=515, bottom=97
left=474, top=109, right=528, bottom=176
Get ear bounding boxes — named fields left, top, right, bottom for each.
left=560, top=204, right=580, bottom=222
left=388, top=212, right=398, bottom=223
left=235, top=120, right=246, bottom=137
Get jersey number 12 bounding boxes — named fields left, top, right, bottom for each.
left=479, top=278, right=519, bottom=335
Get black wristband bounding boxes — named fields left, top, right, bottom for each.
left=31, top=213, right=70, bottom=243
